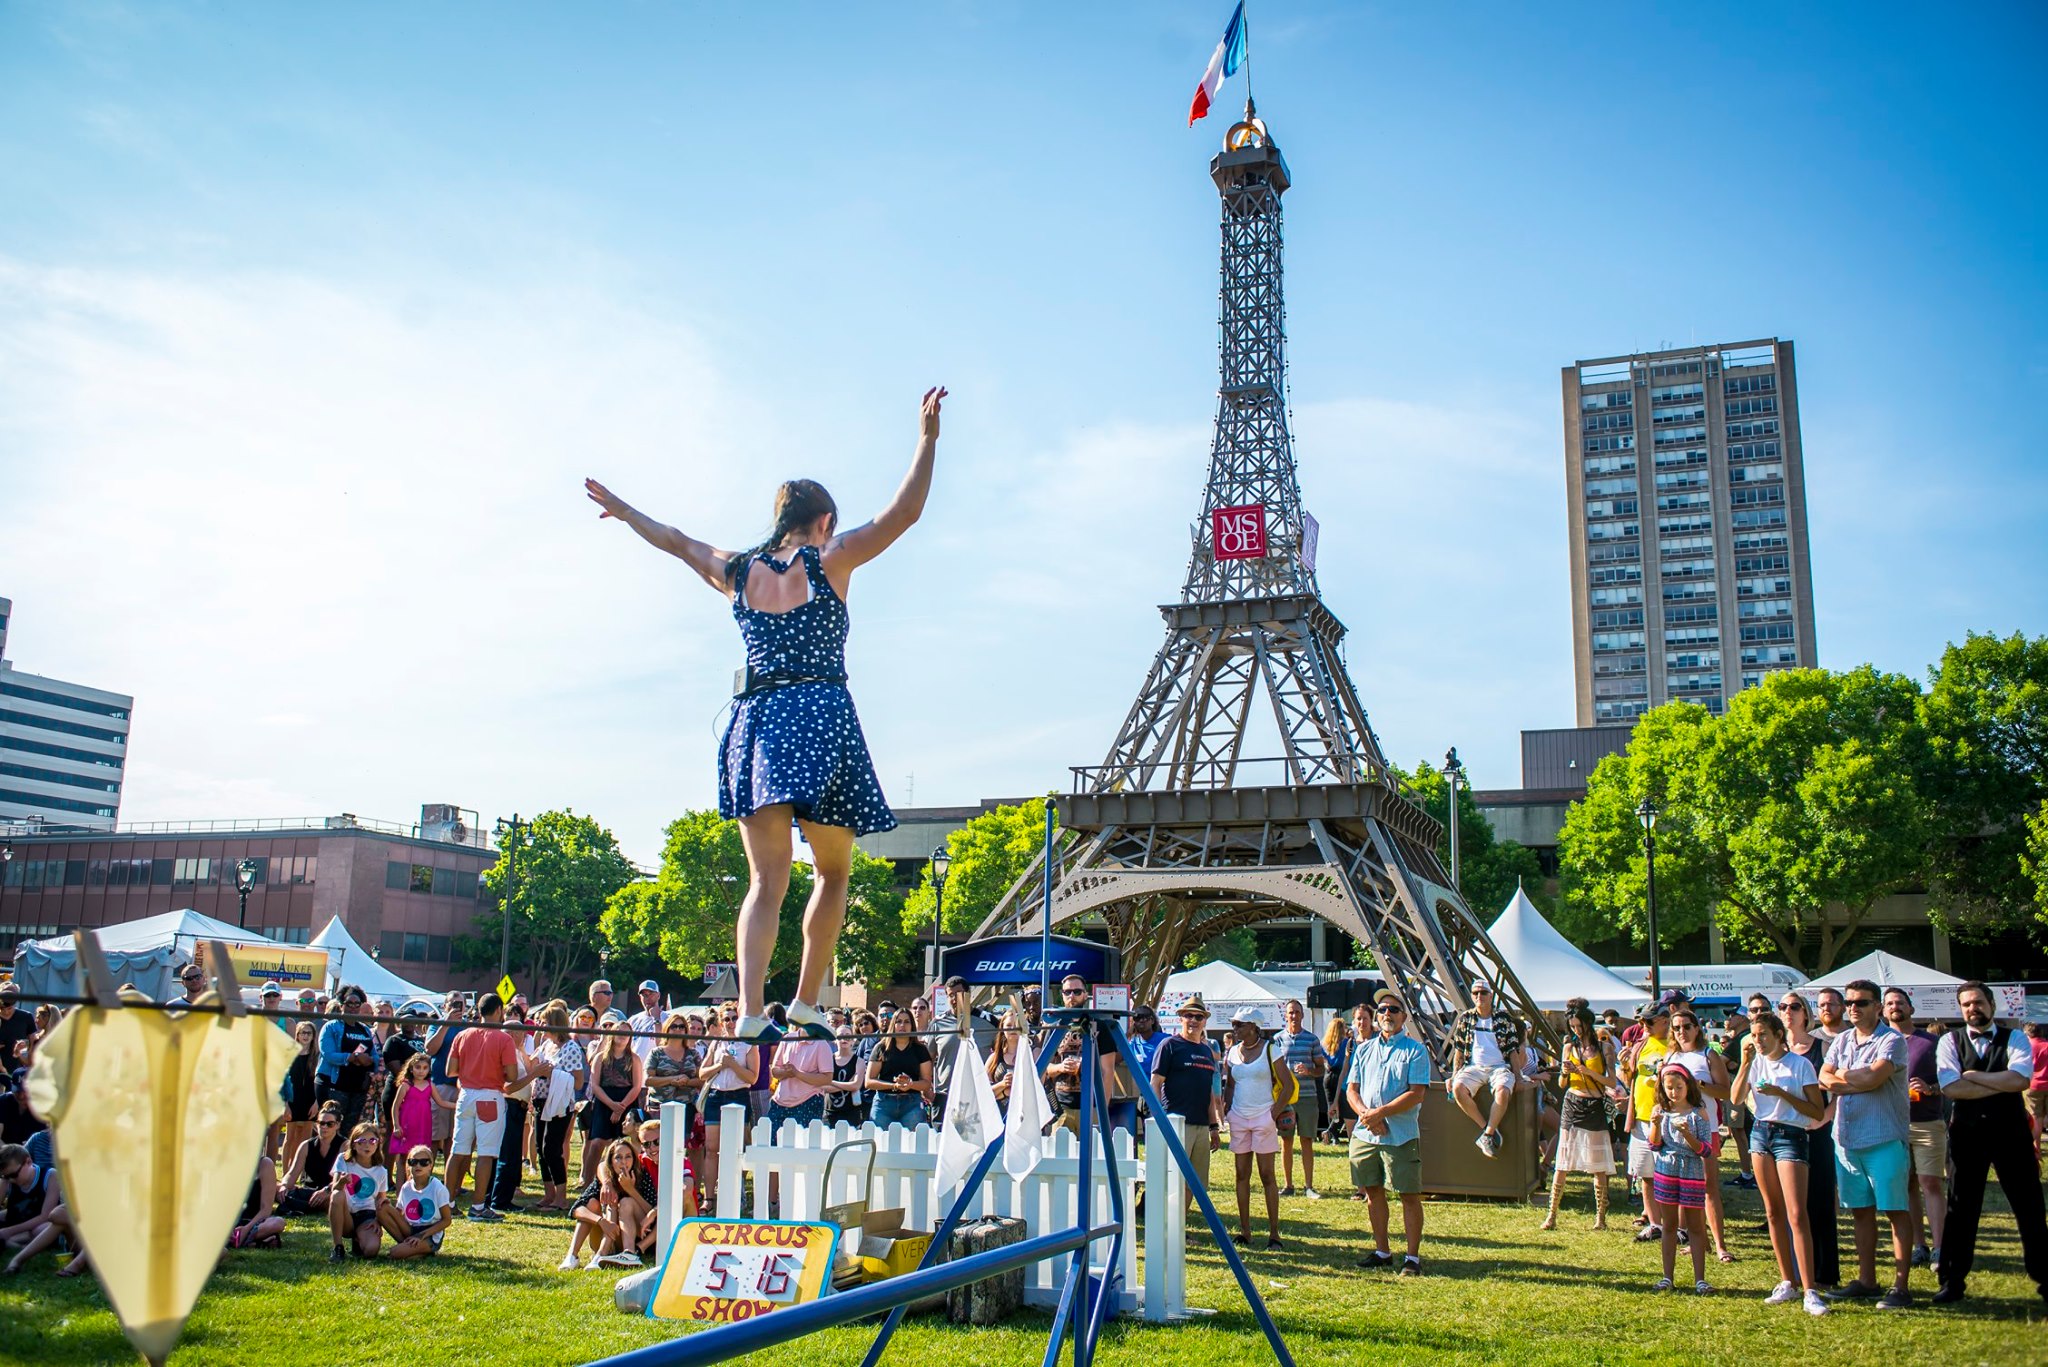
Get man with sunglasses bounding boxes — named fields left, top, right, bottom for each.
left=1347, top=989, right=1430, bottom=1276
left=1447, top=981, right=1526, bottom=1159
left=1932, top=979, right=2048, bottom=1307
left=165, top=962, right=209, bottom=1007
left=1152, top=997, right=1223, bottom=1205
left=1818, top=977, right=1913, bottom=1308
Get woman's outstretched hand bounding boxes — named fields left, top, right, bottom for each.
left=585, top=478, right=630, bottom=520
left=919, top=386, right=948, bottom=440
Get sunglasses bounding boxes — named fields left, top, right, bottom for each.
left=351, top=1136, right=377, bottom=1146
left=407, top=1158, right=432, bottom=1167
left=1845, top=997, right=1876, bottom=1009
left=1, top=1166, right=22, bottom=1182
left=1778, top=1000, right=1805, bottom=1011
left=317, top=1119, right=339, bottom=1128
left=1376, top=1005, right=1407, bottom=1016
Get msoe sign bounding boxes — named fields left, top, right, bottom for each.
left=1211, top=503, right=1268, bottom=561
left=941, top=935, right=1123, bottom=988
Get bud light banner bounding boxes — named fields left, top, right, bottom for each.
left=941, top=935, right=1123, bottom=988
left=1212, top=503, right=1267, bottom=560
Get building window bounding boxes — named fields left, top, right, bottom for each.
left=431, top=867, right=455, bottom=896
left=0, top=681, right=130, bottom=720
left=0, top=709, right=127, bottom=746
left=410, top=865, right=433, bottom=894
left=0, top=788, right=118, bottom=819
left=379, top=931, right=404, bottom=961
left=403, top=932, right=428, bottom=960
left=0, top=762, right=121, bottom=795
left=455, top=869, right=478, bottom=899
left=1724, top=374, right=1777, bottom=396
left=152, top=858, right=174, bottom=885
left=428, top=935, right=451, bottom=963
left=387, top=860, right=409, bottom=890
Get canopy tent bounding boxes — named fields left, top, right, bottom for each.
left=1805, top=949, right=1963, bottom=991
left=11, top=909, right=278, bottom=1003
left=309, top=917, right=437, bottom=1005
left=1160, top=959, right=1294, bottom=1031
left=1486, top=885, right=1649, bottom=1015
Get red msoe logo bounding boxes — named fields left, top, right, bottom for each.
left=1212, top=503, right=1268, bottom=560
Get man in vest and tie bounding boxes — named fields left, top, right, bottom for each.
left=1933, top=979, right=2048, bottom=1306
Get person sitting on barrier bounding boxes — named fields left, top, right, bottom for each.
left=564, top=1137, right=658, bottom=1270
left=698, top=1006, right=759, bottom=1201
left=1152, top=996, right=1223, bottom=1208
left=226, top=1155, right=286, bottom=1251
left=280, top=1101, right=346, bottom=1216
left=866, top=1009, right=933, bottom=1129
left=1222, top=1008, right=1291, bottom=1250
left=1447, top=981, right=1526, bottom=1159
left=1348, top=990, right=1430, bottom=1275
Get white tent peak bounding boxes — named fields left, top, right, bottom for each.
left=1805, top=949, right=1963, bottom=990
left=1486, top=886, right=1648, bottom=1013
left=29, top=908, right=273, bottom=955
left=309, top=917, right=438, bottom=1004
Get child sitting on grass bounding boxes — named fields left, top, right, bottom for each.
left=390, top=1145, right=454, bottom=1260
left=227, top=1155, right=286, bottom=1251
left=561, top=1138, right=657, bottom=1271
left=328, top=1123, right=393, bottom=1263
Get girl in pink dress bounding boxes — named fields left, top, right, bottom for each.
left=389, top=1053, right=436, bottom=1173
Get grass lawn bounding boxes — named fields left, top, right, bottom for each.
left=4, top=1144, right=2044, bottom=1365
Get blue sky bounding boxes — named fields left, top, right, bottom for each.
left=3, top=3, right=2043, bottom=864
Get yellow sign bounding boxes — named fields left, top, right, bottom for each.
left=496, top=974, right=518, bottom=1002
left=192, top=941, right=330, bottom=992
left=648, top=1219, right=840, bottom=1324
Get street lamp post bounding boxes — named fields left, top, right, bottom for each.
left=929, top=846, right=951, bottom=988
left=1442, top=747, right=1465, bottom=894
left=234, top=858, right=259, bottom=930
left=495, top=815, right=523, bottom=986
left=1636, top=797, right=1662, bottom=1003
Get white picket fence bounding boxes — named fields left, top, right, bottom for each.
left=656, top=1102, right=1190, bottom=1322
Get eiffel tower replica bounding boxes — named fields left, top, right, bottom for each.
left=977, top=106, right=1542, bottom=1050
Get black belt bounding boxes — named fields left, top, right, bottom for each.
left=733, top=668, right=847, bottom=699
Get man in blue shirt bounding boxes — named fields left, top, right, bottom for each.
left=1274, top=998, right=1331, bottom=1198
left=1347, top=988, right=1431, bottom=1276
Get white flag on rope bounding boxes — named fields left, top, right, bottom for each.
left=1002, top=1038, right=1052, bottom=1181
left=934, top=1035, right=1003, bottom=1199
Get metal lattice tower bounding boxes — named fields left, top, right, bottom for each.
left=978, top=109, right=1543, bottom=1051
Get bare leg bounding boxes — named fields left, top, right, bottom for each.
left=1257, top=1151, right=1279, bottom=1239
left=1298, top=1130, right=1315, bottom=1191
left=736, top=809, right=796, bottom=1020
left=471, top=1156, right=497, bottom=1207
left=1884, top=1210, right=1912, bottom=1294
left=1451, top=1084, right=1486, bottom=1131
left=1364, top=1186, right=1390, bottom=1252
left=794, top=820, right=853, bottom=1008
left=1702, top=1150, right=1730, bottom=1258
left=1778, top=1160, right=1815, bottom=1291
left=1234, top=1152, right=1253, bottom=1238
left=1851, top=1207, right=1877, bottom=1286
left=1486, top=1084, right=1513, bottom=1135
left=445, top=1152, right=473, bottom=1209
left=329, top=1197, right=352, bottom=1249
left=1593, top=1173, right=1609, bottom=1229
left=3, top=1222, right=61, bottom=1273
left=1685, top=1207, right=1708, bottom=1283
left=1917, top=1173, right=1946, bottom=1255
left=1754, top=1153, right=1796, bottom=1284
left=1399, top=1193, right=1424, bottom=1259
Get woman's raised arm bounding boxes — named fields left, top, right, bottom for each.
left=823, top=387, right=946, bottom=584
left=585, top=479, right=735, bottom=595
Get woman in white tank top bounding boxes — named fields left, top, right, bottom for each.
left=1222, top=1010, right=1287, bottom=1249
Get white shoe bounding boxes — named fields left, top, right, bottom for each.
left=1764, top=1280, right=1798, bottom=1305
left=1303, top=1187, right=1322, bottom=1200
left=582, top=1256, right=604, bottom=1271
left=732, top=1014, right=774, bottom=1044
left=601, top=1250, right=642, bottom=1268
left=784, top=1000, right=833, bottom=1041
left=558, top=1253, right=581, bottom=1271
left=1802, top=1290, right=1830, bottom=1316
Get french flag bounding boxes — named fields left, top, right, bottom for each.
left=1187, top=2, right=1247, bottom=126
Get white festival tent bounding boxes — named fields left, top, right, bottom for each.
left=309, top=916, right=437, bottom=1005
left=1486, top=885, right=1649, bottom=1015
left=1804, top=949, right=1963, bottom=992
left=11, top=909, right=277, bottom=1002
left=1160, top=959, right=1295, bottom=1031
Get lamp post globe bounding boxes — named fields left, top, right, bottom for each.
left=1635, top=798, right=1661, bottom=1002
left=234, top=857, right=259, bottom=930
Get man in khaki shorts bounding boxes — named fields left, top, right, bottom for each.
left=1274, top=998, right=1331, bottom=1197
left=1348, top=988, right=1431, bottom=1276
left=1150, top=996, right=1223, bottom=1207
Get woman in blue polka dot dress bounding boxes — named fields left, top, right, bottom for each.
left=584, top=387, right=946, bottom=1045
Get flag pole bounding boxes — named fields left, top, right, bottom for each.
left=1242, top=0, right=1254, bottom=110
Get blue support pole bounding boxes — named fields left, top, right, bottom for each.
left=1039, top=799, right=1055, bottom=1004
left=1078, top=1030, right=1127, bottom=1362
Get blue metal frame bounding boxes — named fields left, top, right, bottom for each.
left=587, top=1004, right=1297, bottom=1367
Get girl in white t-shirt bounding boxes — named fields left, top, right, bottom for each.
left=1733, top=1011, right=1829, bottom=1315
left=327, top=1123, right=394, bottom=1262
left=1665, top=1010, right=1734, bottom=1263
left=391, top=1146, right=455, bottom=1259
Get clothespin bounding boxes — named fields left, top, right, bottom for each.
left=72, top=928, right=122, bottom=1010
left=201, top=940, right=247, bottom=1017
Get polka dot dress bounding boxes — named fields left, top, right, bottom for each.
left=718, top=544, right=898, bottom=837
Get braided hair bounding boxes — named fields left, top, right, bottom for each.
left=724, top=479, right=838, bottom=587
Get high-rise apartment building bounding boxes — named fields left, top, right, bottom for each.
left=1562, top=339, right=1817, bottom=725
left=0, top=596, right=133, bottom=831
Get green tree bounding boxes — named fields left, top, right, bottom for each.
left=2024, top=801, right=2048, bottom=918
left=1698, top=666, right=1930, bottom=970
left=458, top=809, right=640, bottom=1002
left=1555, top=702, right=1722, bottom=955
left=1921, top=631, right=2048, bottom=939
left=901, top=798, right=1051, bottom=939
left=1557, top=669, right=1931, bottom=976
left=1395, top=760, right=1548, bottom=919
left=601, top=810, right=910, bottom=996
left=1189, top=926, right=1257, bottom=969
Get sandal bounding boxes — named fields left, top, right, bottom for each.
left=1716, top=1248, right=1735, bottom=1264
left=1265, top=1237, right=1284, bottom=1251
